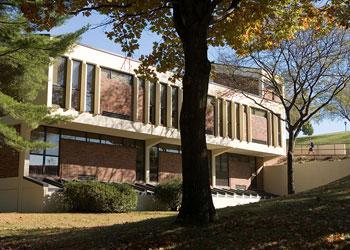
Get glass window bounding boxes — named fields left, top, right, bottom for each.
left=29, top=127, right=60, bottom=176
left=150, top=147, right=159, bottom=182
left=219, top=99, right=224, bottom=137
left=277, top=114, right=282, bottom=147
left=227, top=101, right=232, bottom=138
left=160, top=83, right=167, bottom=126
left=171, top=87, right=179, bottom=128
left=100, top=68, right=133, bottom=120
left=71, top=60, right=81, bottom=111
left=86, top=133, right=100, bottom=144
left=61, top=129, right=86, bottom=141
left=137, top=79, right=145, bottom=122
left=52, top=57, right=67, bottom=107
left=149, top=82, right=156, bottom=124
left=236, top=104, right=241, bottom=140
left=216, top=154, right=229, bottom=186
left=206, top=96, right=215, bottom=135
left=86, top=64, right=95, bottom=113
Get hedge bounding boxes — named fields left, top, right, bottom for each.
left=154, top=179, right=182, bottom=211
left=63, top=181, right=137, bottom=213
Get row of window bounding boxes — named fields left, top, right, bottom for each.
left=52, top=57, right=179, bottom=128
left=29, top=126, right=145, bottom=181
left=206, top=97, right=282, bottom=146
left=52, top=57, right=281, bottom=146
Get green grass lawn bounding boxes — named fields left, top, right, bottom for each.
left=295, top=131, right=350, bottom=145
left=1, top=176, right=350, bottom=249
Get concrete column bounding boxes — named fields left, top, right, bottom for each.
left=155, top=82, right=161, bottom=126
left=211, top=148, right=230, bottom=187
left=144, top=81, right=150, bottom=124
left=80, top=62, right=87, bottom=112
left=132, top=77, right=138, bottom=121
left=166, top=85, right=172, bottom=127
left=178, top=88, right=183, bottom=128
left=93, top=66, right=101, bottom=115
left=267, top=112, right=273, bottom=146
left=214, top=98, right=219, bottom=137
left=239, top=103, right=244, bottom=141
left=231, top=102, right=236, bottom=139
left=47, top=64, right=53, bottom=107
left=65, top=58, right=73, bottom=109
left=145, top=138, right=163, bottom=183
left=17, top=124, right=31, bottom=212
left=247, top=106, right=252, bottom=143
left=222, top=100, right=228, bottom=138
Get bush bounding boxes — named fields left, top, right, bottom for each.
left=154, top=180, right=182, bottom=211
left=44, top=191, right=71, bottom=212
left=64, top=181, right=137, bottom=213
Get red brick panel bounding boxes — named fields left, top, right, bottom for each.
left=100, top=69, right=133, bottom=119
left=158, top=151, right=182, bottom=182
left=228, top=156, right=254, bottom=189
left=60, top=139, right=136, bottom=183
left=252, top=114, right=268, bottom=143
left=0, top=142, right=19, bottom=178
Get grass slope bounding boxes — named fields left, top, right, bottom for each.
left=1, top=176, right=350, bottom=249
left=296, top=131, right=350, bottom=145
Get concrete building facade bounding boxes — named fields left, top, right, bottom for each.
left=0, top=44, right=286, bottom=211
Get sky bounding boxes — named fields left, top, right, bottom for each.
left=49, top=13, right=347, bottom=136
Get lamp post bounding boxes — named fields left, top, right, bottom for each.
left=345, top=121, right=347, bottom=132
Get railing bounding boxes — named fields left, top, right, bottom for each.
left=294, top=143, right=350, bottom=156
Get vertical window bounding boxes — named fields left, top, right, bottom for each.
left=243, top=105, right=248, bottom=141
left=52, top=57, right=67, bottom=107
left=149, top=82, right=156, bottom=124
left=86, top=64, right=95, bottom=113
left=216, top=154, right=229, bottom=186
left=71, top=60, right=82, bottom=111
left=236, top=104, right=240, bottom=140
left=29, top=127, right=60, bottom=176
left=160, top=83, right=167, bottom=126
left=206, top=96, right=215, bottom=135
left=227, top=101, right=232, bottom=138
left=277, top=114, right=282, bottom=147
left=150, top=146, right=159, bottom=182
left=100, top=68, right=133, bottom=120
left=219, top=99, right=224, bottom=137
left=136, top=141, right=145, bottom=181
left=171, top=86, right=179, bottom=128
left=137, top=79, right=145, bottom=122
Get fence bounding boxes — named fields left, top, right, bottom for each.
left=294, top=143, right=350, bottom=156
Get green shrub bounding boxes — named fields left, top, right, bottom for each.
left=44, top=191, right=71, bottom=212
left=63, top=181, right=137, bottom=213
left=154, top=179, right=182, bottom=211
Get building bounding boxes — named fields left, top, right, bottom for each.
left=0, top=44, right=286, bottom=212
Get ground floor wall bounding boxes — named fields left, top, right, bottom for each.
left=263, top=158, right=350, bottom=195
left=0, top=177, right=47, bottom=212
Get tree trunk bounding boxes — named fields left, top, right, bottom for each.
left=174, top=2, right=216, bottom=225
left=287, top=131, right=296, bottom=194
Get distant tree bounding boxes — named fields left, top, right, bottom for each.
left=0, top=2, right=83, bottom=150
left=19, top=0, right=349, bottom=224
left=323, top=85, right=350, bottom=123
left=301, top=122, right=314, bottom=136
left=219, top=28, right=350, bottom=194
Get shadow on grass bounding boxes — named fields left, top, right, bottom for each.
left=2, top=176, right=350, bottom=249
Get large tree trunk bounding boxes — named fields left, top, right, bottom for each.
left=174, top=2, right=216, bottom=225
left=287, top=131, right=296, bottom=194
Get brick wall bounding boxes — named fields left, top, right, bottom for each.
left=252, top=115, right=268, bottom=143
left=228, top=156, right=254, bottom=189
left=158, top=151, right=182, bottom=182
left=60, top=139, right=136, bottom=182
left=0, top=142, right=19, bottom=178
